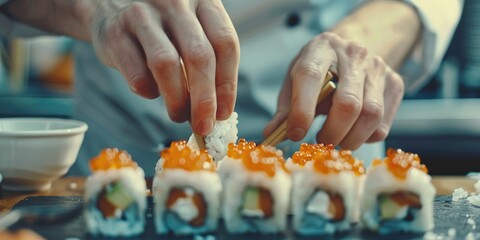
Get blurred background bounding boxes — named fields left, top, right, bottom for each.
left=1, top=1, right=479, bottom=175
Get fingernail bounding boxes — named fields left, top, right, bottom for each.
left=217, top=102, right=230, bottom=120
left=199, top=117, right=214, bottom=135
left=289, top=127, right=306, bottom=141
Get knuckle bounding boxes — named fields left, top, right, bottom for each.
left=127, top=73, right=159, bottom=98
left=102, top=25, right=125, bottom=48
left=346, top=42, right=368, bottom=59
left=128, top=73, right=149, bottom=86
left=166, top=95, right=189, bottom=117
left=370, top=124, right=390, bottom=142
left=123, top=2, right=151, bottom=23
left=292, top=108, right=315, bottom=126
left=335, top=93, right=362, bottom=117
left=187, top=44, right=215, bottom=68
left=194, top=96, right=217, bottom=114
left=388, top=72, right=405, bottom=93
left=197, top=96, right=216, bottom=107
left=291, top=63, right=322, bottom=80
left=162, top=0, right=187, bottom=13
left=148, top=50, right=179, bottom=72
left=211, top=29, right=240, bottom=59
left=369, top=56, right=386, bottom=73
left=361, top=102, right=384, bottom=122
left=317, top=31, right=339, bottom=41
left=372, top=56, right=385, bottom=67
left=116, top=54, right=132, bottom=76
left=216, top=80, right=236, bottom=94
left=313, top=32, right=341, bottom=49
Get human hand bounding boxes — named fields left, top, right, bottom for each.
left=264, top=32, right=404, bottom=150
left=81, top=0, right=240, bottom=135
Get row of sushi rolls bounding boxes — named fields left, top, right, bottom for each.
left=84, top=112, right=436, bottom=237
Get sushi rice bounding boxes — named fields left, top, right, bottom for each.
left=84, top=167, right=147, bottom=237
left=361, top=149, right=435, bottom=234
left=188, top=112, right=239, bottom=163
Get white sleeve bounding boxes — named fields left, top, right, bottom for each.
left=400, top=0, right=463, bottom=95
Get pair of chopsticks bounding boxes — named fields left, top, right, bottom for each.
left=261, top=72, right=336, bottom=147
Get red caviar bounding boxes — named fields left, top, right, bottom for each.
left=161, top=141, right=215, bottom=172
left=226, top=138, right=287, bottom=177
left=375, top=148, right=428, bottom=179
left=89, top=148, right=138, bottom=172
left=312, top=148, right=365, bottom=176
left=291, top=143, right=334, bottom=166
left=227, top=138, right=257, bottom=160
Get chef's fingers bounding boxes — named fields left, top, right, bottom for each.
left=367, top=70, right=404, bottom=142
left=316, top=41, right=367, bottom=147
left=263, top=54, right=300, bottom=138
left=127, top=3, right=190, bottom=123
left=286, top=40, right=333, bottom=141
left=163, top=1, right=217, bottom=135
left=197, top=0, right=240, bottom=120
left=102, top=26, right=159, bottom=99
left=338, top=56, right=386, bottom=150
left=263, top=78, right=292, bottom=138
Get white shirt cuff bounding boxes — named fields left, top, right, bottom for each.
left=400, top=0, right=464, bottom=95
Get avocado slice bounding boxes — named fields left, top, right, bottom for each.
left=105, top=182, right=134, bottom=210
left=378, top=195, right=407, bottom=220
left=243, top=186, right=260, bottom=212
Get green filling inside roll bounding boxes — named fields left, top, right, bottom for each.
left=97, top=182, right=134, bottom=218
left=241, top=186, right=273, bottom=218
left=378, top=192, right=422, bottom=221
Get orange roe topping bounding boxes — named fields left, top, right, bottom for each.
left=161, top=141, right=215, bottom=172
left=226, top=138, right=288, bottom=177
left=227, top=138, right=257, bottom=160
left=311, top=148, right=365, bottom=176
left=89, top=148, right=138, bottom=172
left=291, top=143, right=335, bottom=166
left=376, top=148, right=428, bottom=179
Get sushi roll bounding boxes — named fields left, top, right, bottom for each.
left=221, top=139, right=291, bottom=234
left=188, top=112, right=238, bottom=162
left=285, top=143, right=335, bottom=172
left=152, top=141, right=222, bottom=235
left=84, top=148, right=147, bottom=237
left=360, top=148, right=435, bottom=234
left=217, top=138, right=256, bottom=183
left=288, top=143, right=365, bottom=235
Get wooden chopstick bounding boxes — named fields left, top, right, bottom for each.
left=261, top=73, right=336, bottom=147
left=194, top=133, right=206, bottom=150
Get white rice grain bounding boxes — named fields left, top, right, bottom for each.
left=475, top=179, right=480, bottom=193
left=452, top=188, right=469, bottom=202
left=467, top=195, right=480, bottom=207
left=465, top=232, right=475, bottom=240
left=188, top=112, right=238, bottom=162
left=447, top=228, right=456, bottom=239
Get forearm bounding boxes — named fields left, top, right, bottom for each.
left=332, top=0, right=421, bottom=69
left=0, top=0, right=91, bottom=40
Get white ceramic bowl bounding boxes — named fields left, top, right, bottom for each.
left=0, top=118, right=88, bottom=191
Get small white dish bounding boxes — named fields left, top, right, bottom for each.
left=0, top=118, right=88, bottom=191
